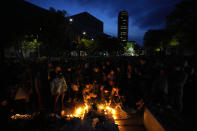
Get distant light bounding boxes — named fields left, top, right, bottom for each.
left=82, top=32, right=86, bottom=35
left=155, top=48, right=161, bottom=52
left=69, top=18, right=73, bottom=22
left=91, top=38, right=94, bottom=41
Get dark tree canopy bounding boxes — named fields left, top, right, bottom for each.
left=143, top=30, right=169, bottom=49
left=143, top=0, right=196, bottom=56
left=94, top=35, right=123, bottom=55
left=2, top=0, right=75, bottom=58
left=2, top=0, right=126, bottom=58
left=166, top=0, right=197, bottom=51
left=39, top=7, right=75, bottom=57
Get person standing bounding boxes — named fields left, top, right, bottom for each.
left=50, top=66, right=68, bottom=113
left=168, top=62, right=187, bottom=113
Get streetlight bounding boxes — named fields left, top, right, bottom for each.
left=82, top=31, right=86, bottom=39
left=69, top=18, right=73, bottom=22
left=82, top=31, right=86, bottom=35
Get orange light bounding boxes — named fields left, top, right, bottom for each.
left=98, top=104, right=117, bottom=120
left=65, top=103, right=117, bottom=120
left=11, top=114, right=32, bottom=120
left=61, top=110, right=65, bottom=116
left=104, top=90, right=109, bottom=93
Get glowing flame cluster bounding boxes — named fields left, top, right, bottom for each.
left=63, top=104, right=89, bottom=119
left=98, top=104, right=117, bottom=120
left=74, top=104, right=89, bottom=118
left=11, top=114, right=32, bottom=120
left=63, top=103, right=117, bottom=120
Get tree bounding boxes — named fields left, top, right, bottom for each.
left=93, top=34, right=123, bottom=56
left=143, top=30, right=170, bottom=55
left=39, top=8, right=75, bottom=57
left=124, top=41, right=143, bottom=56
left=15, top=34, right=42, bottom=58
left=109, top=37, right=124, bottom=55
left=76, top=38, right=94, bottom=55
left=124, top=42, right=135, bottom=56
left=166, top=0, right=197, bottom=53
left=2, top=0, right=43, bottom=59
left=3, top=0, right=76, bottom=59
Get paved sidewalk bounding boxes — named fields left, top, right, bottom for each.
left=115, top=113, right=146, bottom=131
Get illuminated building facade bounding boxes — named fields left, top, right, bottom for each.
left=118, top=11, right=128, bottom=45
left=68, top=12, right=103, bottom=39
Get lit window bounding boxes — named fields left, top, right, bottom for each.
left=121, top=32, right=127, bottom=35
left=120, top=26, right=127, bottom=29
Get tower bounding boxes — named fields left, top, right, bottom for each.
left=118, top=11, right=128, bottom=45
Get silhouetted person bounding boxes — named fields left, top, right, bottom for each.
left=50, top=66, right=68, bottom=113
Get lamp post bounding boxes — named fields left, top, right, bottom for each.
left=36, top=34, right=40, bottom=58
left=82, top=31, right=86, bottom=35
left=82, top=31, right=86, bottom=39
left=37, top=28, right=42, bottom=59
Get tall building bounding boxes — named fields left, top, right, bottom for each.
left=118, top=11, right=129, bottom=44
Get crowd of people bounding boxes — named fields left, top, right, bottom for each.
left=0, top=56, right=196, bottom=124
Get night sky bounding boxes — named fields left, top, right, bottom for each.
left=25, top=0, right=180, bottom=46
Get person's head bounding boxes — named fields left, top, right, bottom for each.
left=93, top=67, right=99, bottom=73
left=174, top=66, right=181, bottom=71
left=100, top=85, right=104, bottom=91
left=140, top=59, right=145, bottom=65
left=106, top=61, right=110, bottom=66
left=93, top=80, right=98, bottom=84
left=117, top=67, right=121, bottom=72
left=173, top=62, right=181, bottom=71
left=127, top=65, right=132, bottom=71
left=84, top=63, right=89, bottom=69
left=67, top=67, right=72, bottom=72
left=138, top=72, right=142, bottom=76
left=85, top=84, right=90, bottom=89
left=102, top=65, right=106, bottom=70
left=110, top=70, right=115, bottom=75
left=160, top=69, right=165, bottom=76
left=55, top=66, right=61, bottom=73
left=109, top=80, right=115, bottom=86
left=48, top=63, right=54, bottom=71
left=48, top=63, right=53, bottom=68
left=25, top=67, right=31, bottom=73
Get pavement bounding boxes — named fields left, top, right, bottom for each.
left=115, top=113, right=146, bottom=131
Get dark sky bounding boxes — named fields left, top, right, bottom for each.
left=25, top=0, right=180, bottom=46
